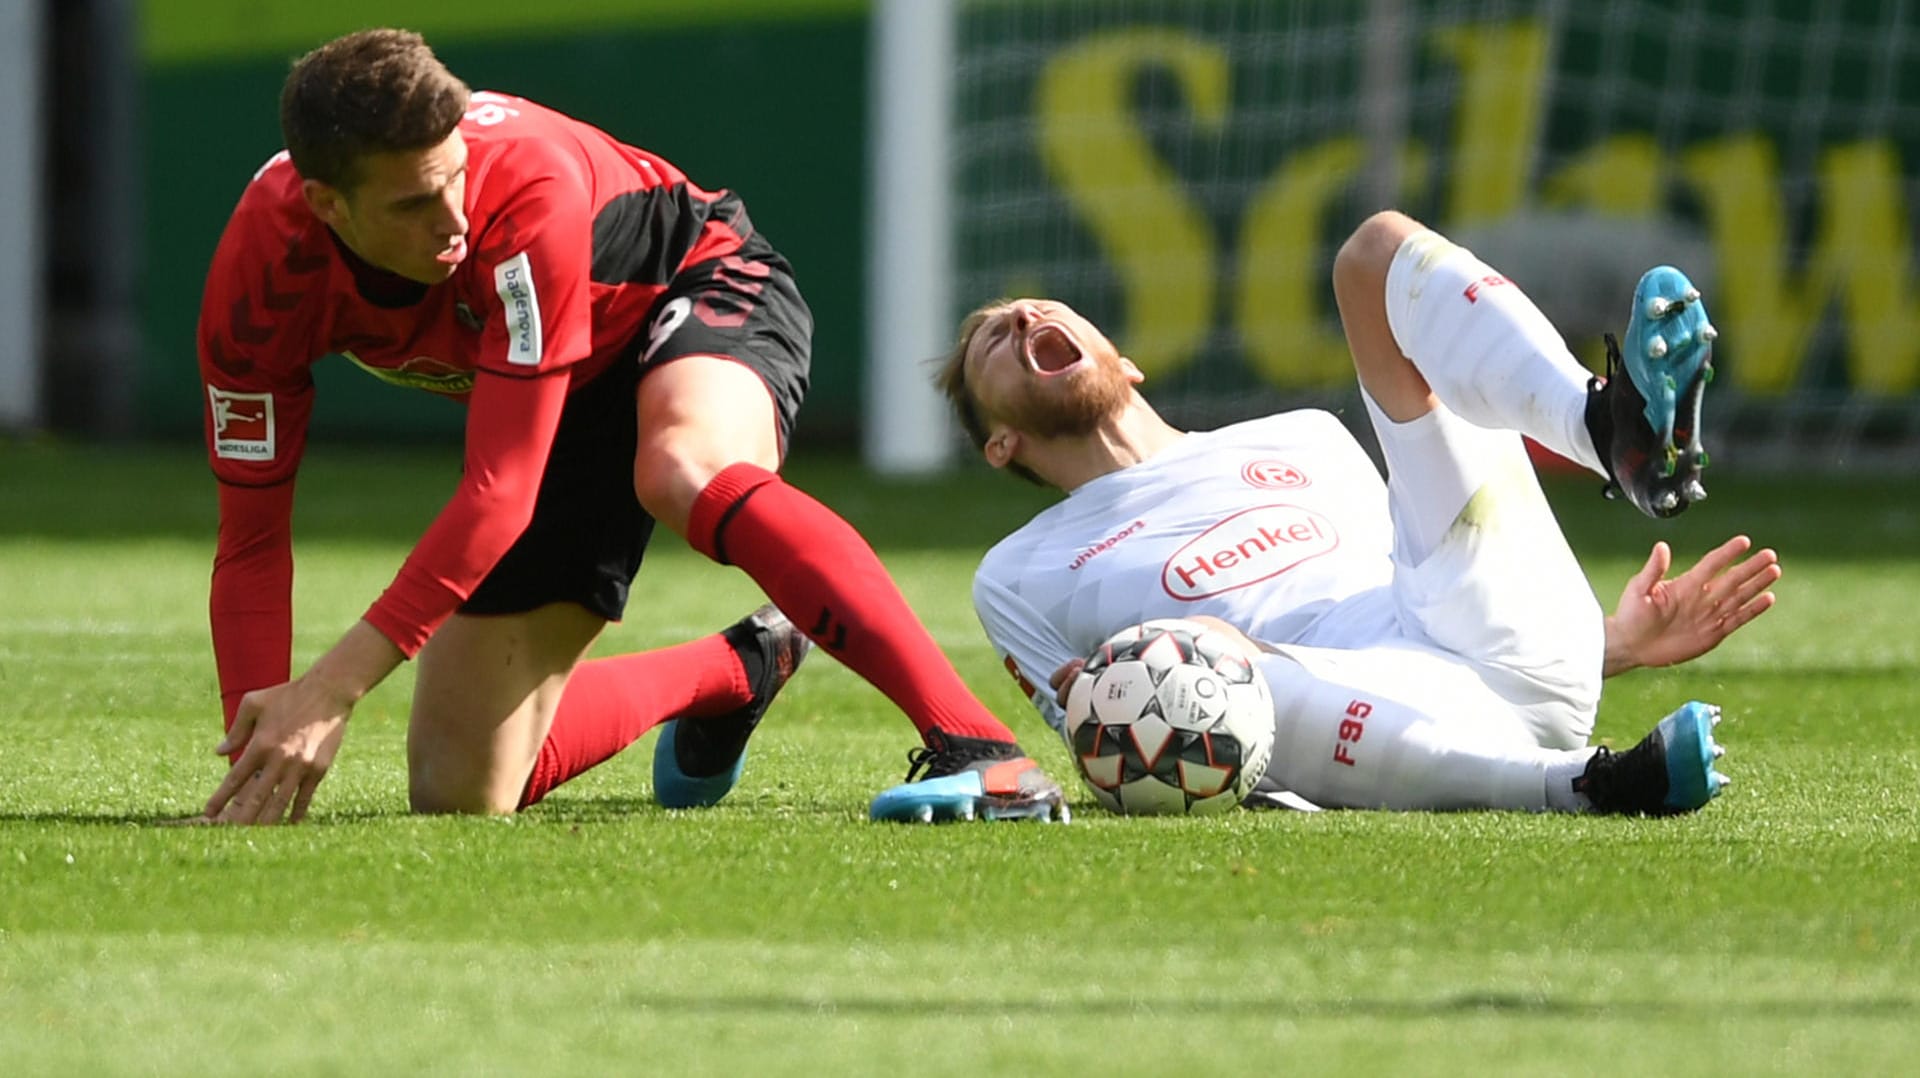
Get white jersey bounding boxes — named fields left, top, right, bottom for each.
left=975, top=409, right=1402, bottom=734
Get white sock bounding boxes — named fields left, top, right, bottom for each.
left=1382, top=229, right=1607, bottom=477
left=1545, top=749, right=1600, bottom=813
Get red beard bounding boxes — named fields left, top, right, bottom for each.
left=998, top=355, right=1132, bottom=439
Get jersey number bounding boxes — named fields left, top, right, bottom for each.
left=1333, top=698, right=1372, bottom=767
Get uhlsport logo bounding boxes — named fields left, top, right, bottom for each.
left=1069, top=519, right=1146, bottom=571
left=208, top=386, right=275, bottom=461
left=493, top=252, right=543, bottom=366
left=1161, top=504, right=1338, bottom=600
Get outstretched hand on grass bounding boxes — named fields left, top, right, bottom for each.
left=1604, top=534, right=1781, bottom=677
left=203, top=620, right=401, bottom=825
left=205, top=676, right=355, bottom=825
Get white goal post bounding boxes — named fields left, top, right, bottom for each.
left=864, top=0, right=959, bottom=475
left=0, top=0, right=44, bottom=433
left=867, top=0, right=1920, bottom=475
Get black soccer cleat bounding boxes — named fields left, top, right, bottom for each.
left=1584, top=266, right=1717, bottom=518
left=651, top=604, right=811, bottom=809
left=868, top=728, right=1069, bottom=823
left=1574, top=701, right=1729, bottom=817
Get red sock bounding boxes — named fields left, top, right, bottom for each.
left=518, top=633, right=748, bottom=808
left=686, top=463, right=1015, bottom=745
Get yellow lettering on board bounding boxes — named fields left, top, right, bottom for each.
left=1430, top=22, right=1550, bottom=227
left=1237, top=141, right=1431, bottom=386
left=1684, top=136, right=1920, bottom=393
left=1813, top=142, right=1920, bottom=393
left=1541, top=135, right=1664, bottom=215
left=1035, top=29, right=1225, bottom=377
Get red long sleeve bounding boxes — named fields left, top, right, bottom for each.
left=210, top=481, right=296, bottom=728
left=361, top=367, right=572, bottom=655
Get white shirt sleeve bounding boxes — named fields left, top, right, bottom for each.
left=971, top=569, right=1079, bottom=743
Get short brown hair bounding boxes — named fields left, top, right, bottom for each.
left=280, top=28, right=470, bottom=191
left=934, top=298, right=1045, bottom=486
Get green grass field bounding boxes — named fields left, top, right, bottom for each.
left=1, top=440, right=1916, bottom=1075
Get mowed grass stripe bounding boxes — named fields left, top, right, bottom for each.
left=1, top=936, right=1914, bottom=1075
left=0, top=444, right=1916, bottom=1072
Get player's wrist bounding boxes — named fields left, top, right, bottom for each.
left=1600, top=615, right=1640, bottom=677
left=303, top=620, right=406, bottom=706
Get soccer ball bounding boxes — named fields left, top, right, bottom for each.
left=1062, top=618, right=1275, bottom=816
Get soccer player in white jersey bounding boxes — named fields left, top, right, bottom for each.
left=869, top=209, right=1779, bottom=820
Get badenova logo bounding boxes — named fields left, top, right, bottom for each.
left=1161, top=504, right=1338, bottom=600
left=493, top=252, right=543, bottom=366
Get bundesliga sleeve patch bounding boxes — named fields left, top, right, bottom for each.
left=492, top=252, right=544, bottom=366
left=207, top=386, right=276, bottom=461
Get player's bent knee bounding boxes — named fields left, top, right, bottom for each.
left=631, top=439, right=725, bottom=535
left=407, top=754, right=525, bottom=816
left=1336, top=210, right=1422, bottom=288
left=408, top=775, right=521, bottom=816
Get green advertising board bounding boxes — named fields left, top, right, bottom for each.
left=950, top=0, right=1920, bottom=463
left=141, top=0, right=871, bottom=446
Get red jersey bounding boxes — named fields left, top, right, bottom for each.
left=198, top=93, right=752, bottom=719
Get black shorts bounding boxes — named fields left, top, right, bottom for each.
left=461, top=234, right=812, bottom=620
left=635, top=234, right=812, bottom=449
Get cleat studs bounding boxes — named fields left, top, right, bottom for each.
left=1713, top=744, right=1726, bottom=759
left=1703, top=361, right=1716, bottom=382
left=1683, top=478, right=1708, bottom=501
left=914, top=804, right=934, bottom=823
left=1700, top=324, right=1718, bottom=342
left=1648, top=336, right=1669, bottom=358
left=1653, top=489, right=1680, bottom=512
left=1647, top=296, right=1672, bottom=318
left=1684, top=287, right=1701, bottom=303
left=956, top=803, right=975, bottom=822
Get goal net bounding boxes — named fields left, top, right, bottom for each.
left=927, top=0, right=1920, bottom=473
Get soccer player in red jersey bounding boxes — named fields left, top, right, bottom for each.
left=196, top=29, right=1064, bottom=824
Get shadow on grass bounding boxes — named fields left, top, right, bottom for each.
left=615, top=989, right=1917, bottom=1020
left=0, top=809, right=401, bottom=827
left=526, top=796, right=857, bottom=823
left=0, top=800, right=857, bottom=827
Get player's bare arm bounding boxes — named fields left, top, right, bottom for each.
left=1603, top=534, right=1781, bottom=677
left=205, top=620, right=403, bottom=824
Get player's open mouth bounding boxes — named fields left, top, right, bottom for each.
left=434, top=236, right=468, bottom=266
left=1025, top=322, right=1086, bottom=376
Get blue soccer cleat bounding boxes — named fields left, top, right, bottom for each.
left=1575, top=701, right=1730, bottom=816
left=1584, top=266, right=1717, bottom=518
left=652, top=604, right=810, bottom=809
left=869, top=728, right=1070, bottom=823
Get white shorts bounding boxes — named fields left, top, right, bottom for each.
left=1254, top=641, right=1562, bottom=810
left=1328, top=387, right=1601, bottom=749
